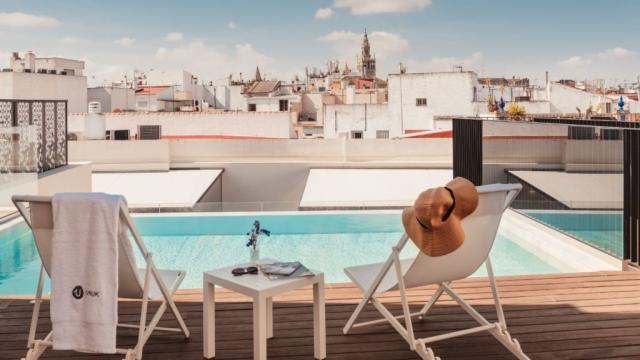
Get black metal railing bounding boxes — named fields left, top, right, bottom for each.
left=453, top=117, right=636, bottom=264
left=0, top=99, right=68, bottom=173
left=452, top=118, right=482, bottom=186
left=624, top=129, right=640, bottom=263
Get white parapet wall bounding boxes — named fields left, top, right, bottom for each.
left=69, top=138, right=453, bottom=170
left=69, top=140, right=171, bottom=171
left=68, top=138, right=453, bottom=206
left=69, top=111, right=295, bottom=139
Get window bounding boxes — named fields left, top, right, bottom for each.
left=279, top=99, right=289, bottom=111
left=376, top=130, right=390, bottom=139
left=416, top=98, right=427, bottom=106
left=248, top=104, right=257, bottom=112
left=351, top=131, right=363, bottom=139
left=113, top=130, right=130, bottom=140
left=138, top=125, right=161, bottom=140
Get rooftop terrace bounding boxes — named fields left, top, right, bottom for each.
left=2, top=271, right=639, bottom=359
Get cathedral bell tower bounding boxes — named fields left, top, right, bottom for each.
left=357, top=30, right=376, bottom=79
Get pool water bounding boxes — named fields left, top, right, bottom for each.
left=523, top=211, right=623, bottom=257
left=0, top=212, right=561, bottom=295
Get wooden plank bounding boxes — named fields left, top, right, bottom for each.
left=1, top=271, right=640, bottom=359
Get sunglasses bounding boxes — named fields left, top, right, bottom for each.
left=231, top=266, right=259, bottom=276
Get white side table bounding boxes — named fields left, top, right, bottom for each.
left=203, top=260, right=326, bottom=360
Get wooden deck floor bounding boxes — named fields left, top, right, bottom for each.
left=2, top=271, right=640, bottom=360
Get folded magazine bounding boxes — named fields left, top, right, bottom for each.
left=259, top=262, right=314, bottom=279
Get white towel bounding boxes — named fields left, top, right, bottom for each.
left=51, top=192, right=126, bottom=353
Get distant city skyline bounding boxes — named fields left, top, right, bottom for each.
left=1, top=0, right=638, bottom=86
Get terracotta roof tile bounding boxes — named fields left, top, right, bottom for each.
left=246, top=80, right=280, bottom=95
left=136, top=85, right=171, bottom=96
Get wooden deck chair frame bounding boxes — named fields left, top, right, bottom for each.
left=12, top=195, right=190, bottom=360
left=342, top=184, right=529, bottom=360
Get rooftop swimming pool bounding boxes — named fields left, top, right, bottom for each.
left=0, top=211, right=613, bottom=295
left=523, top=210, right=623, bottom=258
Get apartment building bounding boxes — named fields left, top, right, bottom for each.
left=0, top=51, right=87, bottom=113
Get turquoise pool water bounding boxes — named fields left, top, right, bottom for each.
left=523, top=211, right=623, bottom=257
left=0, top=212, right=560, bottom=295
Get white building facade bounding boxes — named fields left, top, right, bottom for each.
left=135, top=86, right=175, bottom=112
left=0, top=51, right=87, bottom=113
left=323, top=104, right=394, bottom=139
left=69, top=111, right=295, bottom=140
left=88, top=86, right=135, bottom=112
left=244, top=80, right=300, bottom=112
left=388, top=72, right=480, bottom=118
left=533, top=83, right=615, bottom=114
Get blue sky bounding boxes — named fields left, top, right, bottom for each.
left=1, top=0, right=638, bottom=86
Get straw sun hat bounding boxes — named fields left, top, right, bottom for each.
left=402, top=177, right=479, bottom=257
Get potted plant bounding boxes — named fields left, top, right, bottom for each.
left=246, top=220, right=271, bottom=263
left=506, top=103, right=527, bottom=121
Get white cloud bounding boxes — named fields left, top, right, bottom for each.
left=114, top=37, right=136, bottom=47
left=155, top=40, right=274, bottom=80
left=315, top=8, right=333, bottom=19
left=405, top=52, right=483, bottom=72
left=333, top=0, right=432, bottom=15
left=84, top=58, right=129, bottom=86
left=60, top=36, right=79, bottom=44
left=555, top=47, right=638, bottom=80
left=558, top=55, right=592, bottom=67
left=227, top=21, right=237, bottom=29
left=164, top=32, right=183, bottom=43
left=0, top=12, right=60, bottom=27
left=560, top=47, right=636, bottom=68
left=319, top=30, right=409, bottom=61
left=596, top=47, right=636, bottom=59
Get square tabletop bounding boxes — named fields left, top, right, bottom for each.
left=204, top=258, right=324, bottom=298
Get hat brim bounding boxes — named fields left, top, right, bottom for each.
left=402, top=207, right=465, bottom=257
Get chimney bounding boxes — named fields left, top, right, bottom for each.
left=545, top=71, right=551, bottom=101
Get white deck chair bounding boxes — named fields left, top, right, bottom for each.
left=12, top=195, right=190, bottom=360
left=343, top=183, right=528, bottom=360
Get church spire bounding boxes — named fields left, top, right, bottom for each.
left=254, top=66, right=262, bottom=82
left=361, top=29, right=371, bottom=58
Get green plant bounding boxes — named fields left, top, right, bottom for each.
left=506, top=103, right=526, bottom=120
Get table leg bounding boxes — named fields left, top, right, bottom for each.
left=266, top=297, right=273, bottom=339
left=253, top=295, right=268, bottom=360
left=203, top=281, right=216, bottom=359
left=313, top=280, right=326, bottom=359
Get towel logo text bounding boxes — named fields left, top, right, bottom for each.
left=72, top=286, right=83, bottom=299
left=72, top=285, right=100, bottom=300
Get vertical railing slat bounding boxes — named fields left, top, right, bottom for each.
left=452, top=118, right=483, bottom=186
